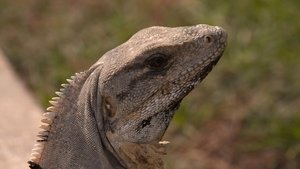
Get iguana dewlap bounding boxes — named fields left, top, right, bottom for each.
left=28, top=24, right=227, bottom=169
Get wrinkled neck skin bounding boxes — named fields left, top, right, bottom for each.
left=38, top=64, right=126, bottom=169
left=32, top=62, right=165, bottom=169
left=115, top=142, right=166, bottom=169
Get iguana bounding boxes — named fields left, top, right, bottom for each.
left=28, top=24, right=227, bottom=169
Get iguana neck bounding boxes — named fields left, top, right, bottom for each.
left=29, top=63, right=126, bottom=169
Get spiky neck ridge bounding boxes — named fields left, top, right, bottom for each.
left=28, top=64, right=126, bottom=169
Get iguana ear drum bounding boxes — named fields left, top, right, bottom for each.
left=104, top=96, right=116, bottom=118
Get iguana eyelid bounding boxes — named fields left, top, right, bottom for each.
left=145, top=53, right=170, bottom=71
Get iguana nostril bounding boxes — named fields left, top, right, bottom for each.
left=204, top=35, right=213, bottom=44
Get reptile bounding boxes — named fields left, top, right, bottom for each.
left=28, top=24, right=227, bottom=169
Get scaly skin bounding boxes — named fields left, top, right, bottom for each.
left=28, top=24, right=227, bottom=169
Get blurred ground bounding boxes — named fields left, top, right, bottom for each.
left=0, top=0, right=299, bottom=169
left=0, top=49, right=41, bottom=169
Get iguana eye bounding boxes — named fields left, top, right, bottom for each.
left=145, top=53, right=169, bottom=70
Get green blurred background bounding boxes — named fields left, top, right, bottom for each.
left=0, top=0, right=299, bottom=168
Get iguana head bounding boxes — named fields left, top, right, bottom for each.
left=98, top=24, right=227, bottom=145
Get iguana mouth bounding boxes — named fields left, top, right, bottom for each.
left=150, top=98, right=181, bottom=123
left=179, top=49, right=224, bottom=96
left=196, top=54, right=222, bottom=81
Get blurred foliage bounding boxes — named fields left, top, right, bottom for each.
left=0, top=0, right=299, bottom=168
